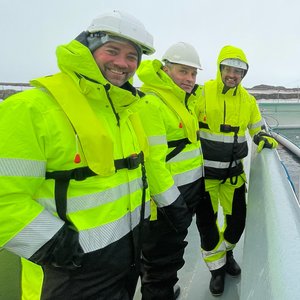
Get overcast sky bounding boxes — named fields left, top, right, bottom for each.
left=1, top=0, right=300, bottom=88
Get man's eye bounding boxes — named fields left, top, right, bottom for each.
left=234, top=69, right=243, bottom=75
left=107, top=49, right=117, bottom=55
left=128, top=55, right=138, bottom=61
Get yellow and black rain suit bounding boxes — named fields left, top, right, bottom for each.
left=136, top=59, right=205, bottom=299
left=0, top=31, right=150, bottom=299
left=196, top=45, right=264, bottom=271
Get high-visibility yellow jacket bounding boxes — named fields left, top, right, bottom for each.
left=0, top=39, right=150, bottom=260
left=136, top=59, right=204, bottom=208
left=196, top=45, right=264, bottom=179
left=21, top=258, right=43, bottom=300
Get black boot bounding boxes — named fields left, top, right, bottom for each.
left=225, top=250, right=241, bottom=276
left=209, top=266, right=225, bottom=296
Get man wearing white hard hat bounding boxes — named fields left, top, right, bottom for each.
left=196, top=45, right=278, bottom=296
left=0, top=10, right=154, bottom=299
left=137, top=42, right=205, bottom=299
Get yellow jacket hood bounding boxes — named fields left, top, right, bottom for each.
left=56, top=33, right=105, bottom=85
left=137, top=59, right=200, bottom=144
left=55, top=32, right=141, bottom=111
left=137, top=59, right=187, bottom=98
left=216, top=45, right=249, bottom=92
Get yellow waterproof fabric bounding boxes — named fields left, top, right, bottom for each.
left=217, top=45, right=248, bottom=75
left=128, top=113, right=149, bottom=159
left=31, top=73, right=115, bottom=176
left=197, top=45, right=262, bottom=137
left=201, top=232, right=226, bottom=270
left=205, top=175, right=246, bottom=214
left=198, top=80, right=263, bottom=136
left=136, top=59, right=204, bottom=204
left=21, top=259, right=43, bottom=300
left=196, top=45, right=260, bottom=271
left=0, top=38, right=150, bottom=297
left=147, top=89, right=198, bottom=144
left=138, top=59, right=198, bottom=143
left=197, top=45, right=264, bottom=180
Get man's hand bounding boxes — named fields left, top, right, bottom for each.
left=29, top=224, right=84, bottom=270
left=253, top=131, right=278, bottom=153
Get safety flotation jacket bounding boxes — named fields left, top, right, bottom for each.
left=136, top=59, right=204, bottom=208
left=0, top=38, right=150, bottom=261
left=197, top=45, right=264, bottom=180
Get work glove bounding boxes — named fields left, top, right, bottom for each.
left=29, top=223, right=84, bottom=270
left=158, top=194, right=192, bottom=232
left=253, top=131, right=278, bottom=153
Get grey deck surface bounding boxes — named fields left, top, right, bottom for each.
left=134, top=217, right=243, bottom=300
left=1, top=220, right=243, bottom=300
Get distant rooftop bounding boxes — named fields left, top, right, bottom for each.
left=1, top=82, right=300, bottom=101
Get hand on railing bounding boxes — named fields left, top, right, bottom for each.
left=253, top=131, right=278, bottom=153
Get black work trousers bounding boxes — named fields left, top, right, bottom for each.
left=196, top=182, right=247, bottom=252
left=40, top=232, right=140, bottom=300
left=141, top=178, right=205, bottom=300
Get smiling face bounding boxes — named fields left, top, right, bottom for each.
left=163, top=63, right=197, bottom=93
left=93, top=41, right=139, bottom=86
left=220, top=65, right=244, bottom=88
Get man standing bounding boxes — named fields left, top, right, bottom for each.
left=0, top=10, right=154, bottom=300
left=137, top=42, right=205, bottom=300
left=197, top=45, right=278, bottom=296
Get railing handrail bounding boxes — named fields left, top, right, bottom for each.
left=241, top=148, right=300, bottom=299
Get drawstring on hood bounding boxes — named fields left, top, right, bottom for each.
left=104, top=83, right=120, bottom=127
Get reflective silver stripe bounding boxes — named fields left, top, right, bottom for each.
left=37, top=178, right=143, bottom=213
left=174, top=167, right=204, bottom=187
left=248, top=119, right=264, bottom=130
left=0, top=158, right=46, bottom=177
left=148, top=135, right=167, bottom=146
left=79, top=201, right=150, bottom=253
left=202, top=240, right=226, bottom=271
left=204, top=159, right=241, bottom=169
left=199, top=131, right=246, bottom=143
left=167, top=148, right=202, bottom=163
left=152, top=184, right=181, bottom=208
left=4, top=210, right=64, bottom=258
left=224, top=240, right=235, bottom=251
left=203, top=255, right=226, bottom=271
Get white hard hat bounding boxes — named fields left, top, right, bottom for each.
left=162, top=42, right=202, bottom=69
left=220, top=58, right=248, bottom=70
left=87, top=10, right=155, bottom=55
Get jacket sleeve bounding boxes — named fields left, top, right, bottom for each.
left=191, top=85, right=203, bottom=121
left=248, top=94, right=265, bottom=137
left=29, top=223, right=83, bottom=269
left=138, top=96, right=181, bottom=207
left=0, top=93, right=64, bottom=259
